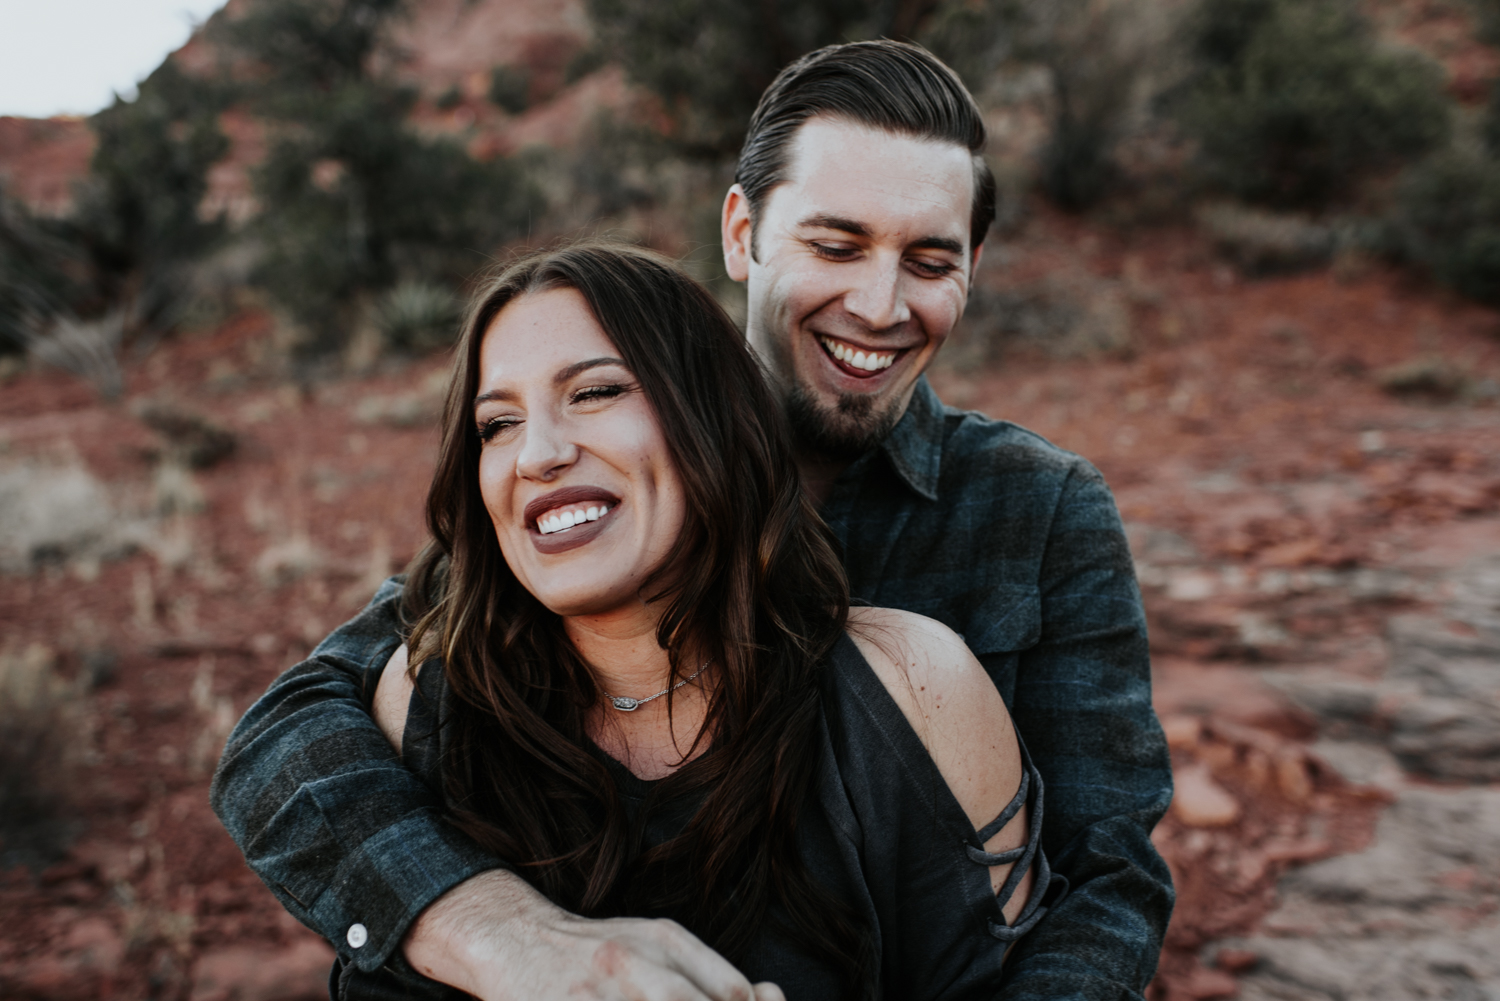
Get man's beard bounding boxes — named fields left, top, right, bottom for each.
left=784, top=383, right=903, bottom=461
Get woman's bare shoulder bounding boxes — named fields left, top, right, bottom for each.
left=373, top=643, right=414, bottom=755
left=845, top=606, right=1020, bottom=830
left=845, top=606, right=997, bottom=732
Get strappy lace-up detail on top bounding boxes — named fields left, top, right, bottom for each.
left=966, top=743, right=1060, bottom=942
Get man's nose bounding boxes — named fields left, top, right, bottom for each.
left=842, top=255, right=912, bottom=331
left=514, top=416, right=578, bottom=481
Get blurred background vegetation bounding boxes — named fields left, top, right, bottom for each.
left=3, top=0, right=1500, bottom=384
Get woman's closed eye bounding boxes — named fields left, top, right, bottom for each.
left=571, top=382, right=631, bottom=405
left=477, top=414, right=521, bottom=443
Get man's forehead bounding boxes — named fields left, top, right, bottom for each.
left=772, top=116, right=974, bottom=244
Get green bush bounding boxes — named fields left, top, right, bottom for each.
left=586, top=0, right=929, bottom=159
left=1172, top=0, right=1450, bottom=207
left=0, top=59, right=229, bottom=355
left=923, top=0, right=1180, bottom=211
left=373, top=280, right=461, bottom=352
left=1389, top=150, right=1500, bottom=304
left=212, top=0, right=537, bottom=354
left=489, top=66, right=531, bottom=115
left=0, top=192, right=88, bottom=354
left=82, top=58, right=231, bottom=317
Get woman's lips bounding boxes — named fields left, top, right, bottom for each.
left=530, top=505, right=615, bottom=554
left=524, top=486, right=621, bottom=555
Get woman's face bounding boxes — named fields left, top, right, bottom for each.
left=474, top=287, right=687, bottom=618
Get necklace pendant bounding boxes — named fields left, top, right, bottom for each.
left=610, top=696, right=641, bottom=712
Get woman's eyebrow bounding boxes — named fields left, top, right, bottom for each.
left=553, top=357, right=627, bottom=385
left=472, top=357, right=627, bottom=407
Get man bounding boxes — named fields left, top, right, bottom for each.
left=213, top=40, right=1172, bottom=1001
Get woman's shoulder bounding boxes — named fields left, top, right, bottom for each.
left=843, top=606, right=1000, bottom=739
left=373, top=644, right=414, bottom=754
left=842, top=607, right=1020, bottom=829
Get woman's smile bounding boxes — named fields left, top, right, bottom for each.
left=525, top=486, right=621, bottom=554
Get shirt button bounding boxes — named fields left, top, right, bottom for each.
left=347, top=923, right=368, bottom=948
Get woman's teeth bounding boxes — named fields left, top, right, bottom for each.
left=821, top=337, right=894, bottom=372
left=537, top=503, right=612, bottom=535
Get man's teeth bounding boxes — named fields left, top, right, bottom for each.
left=821, top=337, right=894, bottom=371
left=537, top=503, right=612, bottom=535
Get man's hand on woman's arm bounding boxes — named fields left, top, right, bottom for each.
left=406, top=870, right=784, bottom=1001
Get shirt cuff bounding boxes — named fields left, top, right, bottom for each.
left=308, top=808, right=509, bottom=973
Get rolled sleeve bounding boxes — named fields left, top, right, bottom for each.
left=210, top=577, right=506, bottom=971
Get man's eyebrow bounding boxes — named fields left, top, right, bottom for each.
left=472, top=357, right=627, bottom=408
left=797, top=214, right=871, bottom=237
left=911, top=235, right=965, bottom=255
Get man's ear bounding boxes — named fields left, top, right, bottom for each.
left=971, top=240, right=985, bottom=278
left=722, top=184, right=753, bottom=283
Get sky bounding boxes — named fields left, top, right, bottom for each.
left=0, top=0, right=226, bottom=118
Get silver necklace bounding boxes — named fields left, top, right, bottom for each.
left=602, top=662, right=708, bottom=712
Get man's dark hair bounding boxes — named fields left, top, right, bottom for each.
left=735, top=39, right=996, bottom=259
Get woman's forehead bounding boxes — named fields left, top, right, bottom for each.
left=478, top=288, right=620, bottom=386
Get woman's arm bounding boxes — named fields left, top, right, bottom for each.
left=847, top=607, right=1035, bottom=923
left=372, top=644, right=415, bottom=754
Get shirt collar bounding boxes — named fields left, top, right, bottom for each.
left=878, top=376, right=945, bottom=502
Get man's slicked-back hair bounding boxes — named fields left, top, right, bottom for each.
left=735, top=39, right=995, bottom=259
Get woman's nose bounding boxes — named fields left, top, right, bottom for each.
left=842, top=257, right=911, bottom=331
left=513, top=417, right=578, bottom=481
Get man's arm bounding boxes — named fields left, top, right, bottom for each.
left=212, top=577, right=785, bottom=1001
left=209, top=577, right=502, bottom=974
left=998, top=465, right=1175, bottom=1000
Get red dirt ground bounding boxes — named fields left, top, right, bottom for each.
left=1, top=205, right=1498, bottom=999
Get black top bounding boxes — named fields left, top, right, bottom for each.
left=335, top=632, right=1062, bottom=1001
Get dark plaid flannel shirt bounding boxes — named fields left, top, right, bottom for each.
left=210, top=377, right=1174, bottom=999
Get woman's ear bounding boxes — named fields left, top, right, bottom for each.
left=722, top=184, right=753, bottom=283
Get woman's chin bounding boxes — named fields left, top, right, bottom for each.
left=530, top=582, right=643, bottom=620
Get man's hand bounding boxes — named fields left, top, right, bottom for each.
left=405, top=869, right=784, bottom=1001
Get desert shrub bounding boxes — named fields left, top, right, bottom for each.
left=373, top=280, right=462, bottom=352
left=1, top=59, right=228, bottom=364
left=1170, top=0, right=1450, bottom=207
left=1376, top=355, right=1474, bottom=401
left=489, top=65, right=531, bottom=115
left=0, top=191, right=91, bottom=355
left=1388, top=150, right=1500, bottom=304
left=22, top=311, right=128, bottom=400
left=586, top=0, right=939, bottom=159
left=212, top=0, right=537, bottom=355
left=1198, top=202, right=1336, bottom=275
left=923, top=0, right=1185, bottom=211
left=0, top=643, right=85, bottom=869
left=81, top=59, right=231, bottom=324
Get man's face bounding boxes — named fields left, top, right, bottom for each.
left=723, top=116, right=979, bottom=459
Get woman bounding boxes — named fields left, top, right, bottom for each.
left=354, top=244, right=1055, bottom=1000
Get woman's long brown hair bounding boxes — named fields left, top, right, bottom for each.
left=403, top=243, right=873, bottom=992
